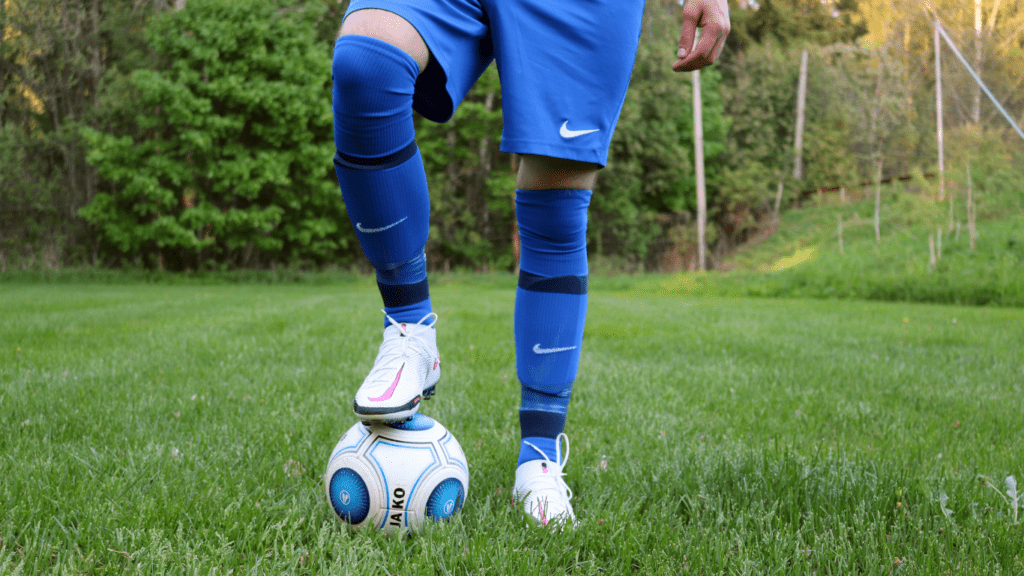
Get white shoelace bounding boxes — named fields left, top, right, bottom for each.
left=521, top=432, right=573, bottom=503
left=370, top=311, right=437, bottom=377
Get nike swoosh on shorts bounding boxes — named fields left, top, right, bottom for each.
left=559, top=121, right=599, bottom=139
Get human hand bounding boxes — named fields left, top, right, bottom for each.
left=672, top=0, right=731, bottom=72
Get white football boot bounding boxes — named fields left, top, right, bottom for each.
left=512, top=433, right=576, bottom=528
left=352, top=311, right=440, bottom=423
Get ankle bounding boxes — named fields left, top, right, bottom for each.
left=518, top=436, right=559, bottom=467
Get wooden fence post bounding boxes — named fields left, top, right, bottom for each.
left=929, top=234, right=936, bottom=271
left=874, top=157, right=883, bottom=244
left=793, top=49, right=809, bottom=181
left=838, top=214, right=844, bottom=255
left=694, top=68, right=706, bottom=271
left=967, top=163, right=977, bottom=251
left=935, top=17, right=945, bottom=203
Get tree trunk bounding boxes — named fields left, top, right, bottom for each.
left=0, top=1, right=5, bottom=103
left=473, top=89, right=495, bottom=269
left=869, top=68, right=882, bottom=245
left=693, top=69, right=706, bottom=271
left=792, top=49, right=808, bottom=181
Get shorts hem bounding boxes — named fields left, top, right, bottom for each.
left=500, top=139, right=608, bottom=168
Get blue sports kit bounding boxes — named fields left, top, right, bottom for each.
left=332, top=0, right=646, bottom=505
left=342, top=0, right=645, bottom=166
left=333, top=35, right=433, bottom=326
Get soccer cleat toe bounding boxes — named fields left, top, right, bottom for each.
left=512, top=433, right=576, bottom=528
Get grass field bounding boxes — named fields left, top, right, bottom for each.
left=2, top=278, right=1022, bottom=574
left=685, top=190, right=1024, bottom=307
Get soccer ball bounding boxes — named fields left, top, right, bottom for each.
left=324, top=414, right=468, bottom=535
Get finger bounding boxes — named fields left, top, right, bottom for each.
left=676, top=8, right=699, bottom=58
left=710, top=32, right=728, bottom=62
left=674, top=26, right=718, bottom=71
left=692, top=23, right=721, bottom=58
left=672, top=54, right=711, bottom=72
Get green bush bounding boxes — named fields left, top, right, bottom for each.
left=79, top=0, right=350, bottom=270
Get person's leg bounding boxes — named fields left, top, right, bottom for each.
left=515, top=155, right=598, bottom=191
left=339, top=10, right=429, bottom=73
left=335, top=10, right=432, bottom=330
left=485, top=0, right=645, bottom=526
left=510, top=156, right=596, bottom=526
left=332, top=1, right=494, bottom=422
left=333, top=10, right=439, bottom=421
left=513, top=156, right=598, bottom=464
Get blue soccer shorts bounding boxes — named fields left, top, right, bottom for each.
left=342, top=0, right=646, bottom=167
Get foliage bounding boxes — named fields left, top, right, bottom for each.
left=3, top=0, right=1023, bottom=272
left=736, top=0, right=868, bottom=48
left=0, top=0, right=162, bottom=267
left=940, top=126, right=1024, bottom=219
left=416, top=65, right=513, bottom=272
left=0, top=124, right=70, bottom=269
left=78, top=0, right=349, bottom=269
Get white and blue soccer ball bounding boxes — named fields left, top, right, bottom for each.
left=325, top=414, right=468, bottom=535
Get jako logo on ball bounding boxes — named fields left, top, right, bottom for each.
left=325, top=414, right=468, bottom=535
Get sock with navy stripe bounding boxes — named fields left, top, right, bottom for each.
left=332, top=35, right=431, bottom=326
left=514, top=188, right=591, bottom=466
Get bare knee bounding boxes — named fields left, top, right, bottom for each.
left=339, top=9, right=430, bottom=75
left=515, top=154, right=600, bottom=190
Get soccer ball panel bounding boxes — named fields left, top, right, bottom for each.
left=425, top=477, right=465, bottom=521
left=328, top=467, right=371, bottom=524
left=366, top=441, right=438, bottom=531
left=439, top=431, right=468, bottom=474
left=328, top=421, right=371, bottom=463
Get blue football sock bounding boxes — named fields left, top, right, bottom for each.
left=514, top=188, right=591, bottom=466
left=332, top=35, right=431, bottom=326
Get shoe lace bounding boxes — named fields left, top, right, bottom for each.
left=521, top=433, right=573, bottom=502
left=372, top=311, right=437, bottom=373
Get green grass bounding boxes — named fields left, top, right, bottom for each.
left=698, top=187, right=1024, bottom=307
left=2, top=279, right=1023, bottom=574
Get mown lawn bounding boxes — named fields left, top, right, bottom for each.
left=1, top=278, right=1022, bottom=574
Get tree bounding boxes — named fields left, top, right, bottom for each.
left=79, top=0, right=348, bottom=269
left=0, top=0, right=201, bottom=266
